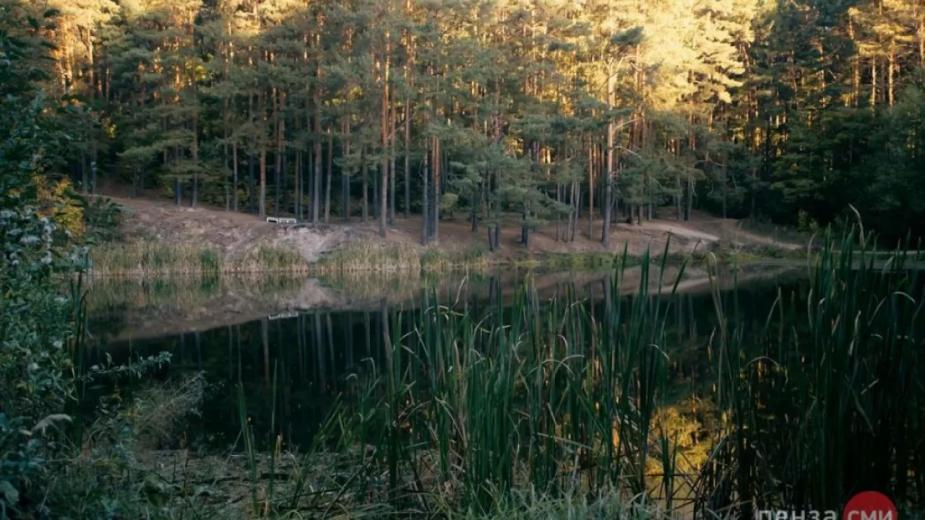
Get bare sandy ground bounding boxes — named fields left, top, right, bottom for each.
left=105, top=195, right=803, bottom=266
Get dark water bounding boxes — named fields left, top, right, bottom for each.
left=82, top=265, right=800, bottom=452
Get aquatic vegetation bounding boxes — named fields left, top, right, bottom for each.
left=255, top=231, right=923, bottom=516
left=88, top=242, right=308, bottom=277
left=703, top=229, right=925, bottom=514
left=304, top=245, right=695, bottom=515
left=311, top=242, right=495, bottom=275
left=26, top=229, right=925, bottom=518
left=312, top=242, right=424, bottom=274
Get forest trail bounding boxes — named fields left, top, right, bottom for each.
left=105, top=195, right=805, bottom=266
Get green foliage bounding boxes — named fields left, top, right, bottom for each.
left=707, top=228, right=925, bottom=511
left=15, top=0, right=924, bottom=246
left=0, top=4, right=82, bottom=514
left=43, top=374, right=209, bottom=519
left=81, top=196, right=124, bottom=243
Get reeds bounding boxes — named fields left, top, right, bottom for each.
left=291, top=243, right=694, bottom=516
left=225, top=228, right=923, bottom=516
left=88, top=242, right=308, bottom=277
left=702, top=227, right=925, bottom=515
left=311, top=242, right=495, bottom=275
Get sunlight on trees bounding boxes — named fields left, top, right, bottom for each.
left=13, top=0, right=925, bottom=244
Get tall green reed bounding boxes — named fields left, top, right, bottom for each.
left=236, top=227, right=922, bottom=517
left=702, top=226, right=924, bottom=515
left=318, top=242, right=689, bottom=515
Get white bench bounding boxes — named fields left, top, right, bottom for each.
left=266, top=216, right=297, bottom=224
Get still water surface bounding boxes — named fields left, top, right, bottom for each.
left=83, top=264, right=800, bottom=452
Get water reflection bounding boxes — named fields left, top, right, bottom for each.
left=83, top=264, right=798, bottom=452
left=86, top=262, right=798, bottom=341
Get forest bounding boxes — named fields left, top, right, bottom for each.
left=7, top=0, right=925, bottom=245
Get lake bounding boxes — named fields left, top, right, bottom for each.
left=81, top=263, right=798, bottom=451
left=76, top=256, right=924, bottom=515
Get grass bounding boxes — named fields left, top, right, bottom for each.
left=88, top=241, right=308, bottom=277
left=88, top=229, right=792, bottom=280
left=511, top=250, right=621, bottom=271
left=311, top=242, right=496, bottom=275
left=90, top=240, right=492, bottom=278
left=313, top=241, right=647, bottom=277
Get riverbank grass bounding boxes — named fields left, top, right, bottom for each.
left=89, top=241, right=308, bottom=277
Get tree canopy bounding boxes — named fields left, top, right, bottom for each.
left=8, top=0, right=925, bottom=243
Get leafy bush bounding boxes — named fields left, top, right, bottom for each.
left=0, top=183, right=81, bottom=517
left=82, top=196, right=123, bottom=243
left=0, top=4, right=83, bottom=514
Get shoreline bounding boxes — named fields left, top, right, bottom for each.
left=85, top=231, right=800, bottom=279
left=85, top=195, right=806, bottom=278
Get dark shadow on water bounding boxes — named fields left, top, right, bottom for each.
left=82, top=263, right=802, bottom=452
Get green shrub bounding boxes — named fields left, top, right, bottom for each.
left=0, top=203, right=79, bottom=516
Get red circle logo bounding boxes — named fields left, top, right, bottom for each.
left=843, top=491, right=898, bottom=520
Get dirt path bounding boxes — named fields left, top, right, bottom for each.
left=714, top=220, right=803, bottom=251
left=665, top=210, right=805, bottom=251
left=103, top=195, right=803, bottom=266
left=634, top=221, right=720, bottom=244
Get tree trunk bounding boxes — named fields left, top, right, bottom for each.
left=470, top=185, right=478, bottom=233
left=275, top=91, right=284, bottom=214
left=602, top=61, right=618, bottom=245
left=372, top=157, right=379, bottom=219
left=431, top=137, right=440, bottom=242
left=555, top=183, right=562, bottom=241
left=587, top=139, right=594, bottom=239
left=601, top=114, right=616, bottom=245
left=325, top=130, right=333, bottom=222
left=888, top=48, right=895, bottom=107
left=312, top=88, right=322, bottom=224
left=521, top=205, right=530, bottom=248
left=342, top=122, right=351, bottom=221
left=259, top=90, right=268, bottom=217
left=90, top=145, right=97, bottom=195
left=421, top=143, right=429, bottom=245
left=295, top=150, right=302, bottom=219
left=571, top=179, right=579, bottom=241
left=388, top=105, right=396, bottom=225
left=248, top=154, right=256, bottom=212
left=675, top=173, right=683, bottom=220
left=81, top=151, right=88, bottom=195
left=379, top=33, right=391, bottom=238
left=686, top=177, right=693, bottom=221
left=232, top=142, right=239, bottom=212
left=273, top=122, right=281, bottom=214
left=404, top=100, right=411, bottom=218
left=259, top=147, right=267, bottom=217
left=192, top=113, right=199, bottom=208
left=870, top=57, right=878, bottom=107
left=306, top=148, right=313, bottom=220
left=362, top=147, right=369, bottom=223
